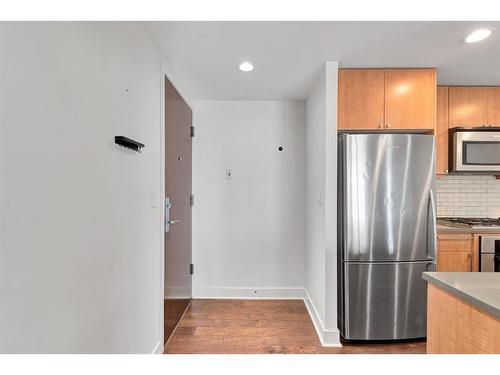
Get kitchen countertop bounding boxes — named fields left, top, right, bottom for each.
left=423, top=272, right=500, bottom=319
left=437, top=224, right=500, bottom=234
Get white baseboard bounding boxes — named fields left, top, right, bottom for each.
left=192, top=287, right=305, bottom=300
left=303, top=289, right=342, bottom=347
left=303, top=289, right=326, bottom=343
left=322, top=329, right=341, bottom=347
left=151, top=341, right=163, bottom=354
left=164, top=286, right=191, bottom=299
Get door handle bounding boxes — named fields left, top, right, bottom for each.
left=168, top=220, right=180, bottom=224
left=165, top=197, right=172, bottom=233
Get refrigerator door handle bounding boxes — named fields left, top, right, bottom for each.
left=428, top=189, right=437, bottom=260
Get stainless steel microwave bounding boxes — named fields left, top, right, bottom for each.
left=452, top=129, right=500, bottom=173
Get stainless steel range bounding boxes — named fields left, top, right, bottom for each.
left=480, top=237, right=500, bottom=272
left=438, top=217, right=500, bottom=272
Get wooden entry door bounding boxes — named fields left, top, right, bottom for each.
left=164, top=78, right=192, bottom=343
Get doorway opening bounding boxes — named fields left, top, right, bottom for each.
left=163, top=77, right=193, bottom=345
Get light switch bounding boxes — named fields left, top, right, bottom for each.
left=151, top=190, right=158, bottom=208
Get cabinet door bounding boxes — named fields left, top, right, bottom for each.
left=384, top=69, right=436, bottom=130
left=338, top=69, right=385, bottom=130
left=436, top=87, right=449, bottom=174
left=437, top=233, right=473, bottom=252
left=437, top=251, right=472, bottom=272
left=437, top=233, right=473, bottom=272
left=449, top=87, right=489, bottom=127
left=487, top=87, right=500, bottom=126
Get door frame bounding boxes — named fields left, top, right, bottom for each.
left=158, top=60, right=194, bottom=352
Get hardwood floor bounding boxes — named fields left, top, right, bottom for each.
left=164, top=299, right=426, bottom=354
left=164, top=298, right=191, bottom=345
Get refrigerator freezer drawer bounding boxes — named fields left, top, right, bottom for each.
left=341, top=261, right=435, bottom=340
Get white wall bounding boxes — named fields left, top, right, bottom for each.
left=323, top=62, right=339, bottom=340
left=305, top=68, right=326, bottom=325
left=304, top=62, right=340, bottom=346
left=0, top=22, right=191, bottom=353
left=192, top=101, right=306, bottom=298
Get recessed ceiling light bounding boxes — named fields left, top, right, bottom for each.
left=239, top=62, right=254, bottom=72
left=465, top=28, right=495, bottom=43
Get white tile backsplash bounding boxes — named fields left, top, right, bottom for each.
left=436, top=175, right=500, bottom=218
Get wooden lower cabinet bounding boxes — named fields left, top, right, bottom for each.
left=427, top=284, right=500, bottom=353
left=437, top=251, right=472, bottom=272
left=437, top=233, right=474, bottom=272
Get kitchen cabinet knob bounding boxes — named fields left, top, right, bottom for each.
left=444, top=169, right=448, bottom=173
left=379, top=124, right=384, bottom=129
left=386, top=123, right=391, bottom=128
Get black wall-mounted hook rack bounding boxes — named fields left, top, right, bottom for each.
left=115, top=136, right=145, bottom=152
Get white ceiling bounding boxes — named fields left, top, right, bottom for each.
left=146, top=21, right=500, bottom=100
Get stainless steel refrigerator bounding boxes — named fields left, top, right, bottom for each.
left=338, top=133, right=437, bottom=341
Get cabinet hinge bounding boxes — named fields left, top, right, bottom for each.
left=190, top=264, right=194, bottom=275
left=190, top=126, right=195, bottom=138
left=190, top=194, right=194, bottom=207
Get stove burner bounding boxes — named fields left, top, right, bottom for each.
left=438, top=217, right=500, bottom=227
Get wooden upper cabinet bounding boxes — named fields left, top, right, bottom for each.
left=436, top=87, right=449, bottom=174
left=338, top=68, right=436, bottom=131
left=449, top=87, right=489, bottom=127
left=487, top=87, right=500, bottom=126
left=384, top=69, right=436, bottom=130
left=338, top=69, right=385, bottom=130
